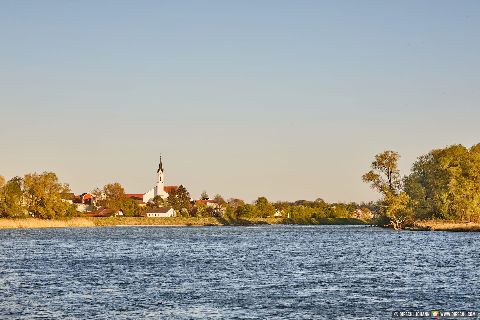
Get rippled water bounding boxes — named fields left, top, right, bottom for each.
left=0, top=225, right=478, bottom=319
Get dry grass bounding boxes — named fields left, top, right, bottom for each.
left=0, top=216, right=372, bottom=230
left=415, top=220, right=480, bottom=232
left=91, top=216, right=223, bottom=227
left=0, top=218, right=96, bottom=229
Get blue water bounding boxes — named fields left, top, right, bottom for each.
left=0, top=225, right=478, bottom=319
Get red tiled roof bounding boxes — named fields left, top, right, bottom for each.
left=127, top=193, right=144, bottom=199
left=82, top=193, right=93, bottom=200
left=196, top=200, right=217, bottom=205
left=84, top=208, right=115, bottom=217
left=164, top=186, right=179, bottom=193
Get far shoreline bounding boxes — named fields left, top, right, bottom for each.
left=0, top=217, right=478, bottom=232
left=0, top=216, right=366, bottom=229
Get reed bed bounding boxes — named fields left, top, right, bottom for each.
left=91, top=216, right=223, bottom=227
left=415, top=220, right=480, bottom=232
left=0, top=218, right=96, bottom=229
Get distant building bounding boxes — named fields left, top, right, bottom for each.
left=274, top=210, right=283, bottom=217
left=353, top=208, right=374, bottom=220
left=145, top=207, right=175, bottom=218
left=84, top=208, right=124, bottom=217
left=84, top=208, right=116, bottom=217
left=126, top=194, right=143, bottom=201
left=126, top=193, right=146, bottom=207
left=143, top=156, right=178, bottom=203
left=195, top=199, right=219, bottom=208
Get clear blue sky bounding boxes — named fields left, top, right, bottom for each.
left=1, top=1, right=479, bottom=202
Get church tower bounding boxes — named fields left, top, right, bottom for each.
left=154, top=155, right=168, bottom=199
left=142, top=155, right=169, bottom=203
left=157, top=155, right=165, bottom=189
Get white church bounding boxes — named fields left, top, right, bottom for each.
left=142, top=156, right=178, bottom=203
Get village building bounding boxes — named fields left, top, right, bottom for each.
left=71, top=193, right=95, bottom=212
left=76, top=156, right=181, bottom=215
left=145, top=207, right=175, bottom=218
left=195, top=199, right=219, bottom=208
left=352, top=208, right=374, bottom=220
left=274, top=210, right=283, bottom=217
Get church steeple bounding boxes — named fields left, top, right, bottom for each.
left=157, top=154, right=164, bottom=173
left=143, top=155, right=169, bottom=203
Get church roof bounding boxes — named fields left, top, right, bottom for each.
left=127, top=193, right=144, bottom=199
left=164, top=186, right=179, bottom=193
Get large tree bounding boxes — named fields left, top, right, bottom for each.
left=103, top=183, right=128, bottom=211
left=213, top=194, right=226, bottom=206
left=167, top=185, right=192, bottom=215
left=101, top=182, right=140, bottom=216
left=404, top=144, right=480, bottom=222
left=23, top=172, right=76, bottom=219
left=0, top=176, right=25, bottom=218
left=254, top=196, right=276, bottom=218
left=363, top=151, right=411, bottom=230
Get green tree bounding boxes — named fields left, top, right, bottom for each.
left=192, top=203, right=208, bottom=217
left=0, top=175, right=5, bottom=189
left=254, top=197, right=276, bottom=218
left=122, top=198, right=141, bottom=217
left=0, top=176, right=25, bottom=218
left=404, top=144, right=480, bottom=222
left=23, top=172, right=76, bottom=219
left=167, top=185, right=192, bottom=214
left=224, top=205, right=237, bottom=220
left=200, top=190, right=209, bottom=200
left=236, top=204, right=256, bottom=218
left=227, top=198, right=245, bottom=209
left=363, top=151, right=411, bottom=230
left=147, top=195, right=166, bottom=208
left=103, top=182, right=128, bottom=211
left=213, top=194, right=226, bottom=206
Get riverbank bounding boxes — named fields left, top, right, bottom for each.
left=414, top=220, right=480, bottom=232
left=0, top=217, right=368, bottom=229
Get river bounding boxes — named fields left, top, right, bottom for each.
left=0, top=225, right=478, bottom=319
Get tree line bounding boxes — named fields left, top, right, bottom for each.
left=0, top=173, right=371, bottom=221
left=363, top=143, right=480, bottom=229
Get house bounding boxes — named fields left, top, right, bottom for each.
left=145, top=207, right=175, bottom=218
left=143, top=156, right=179, bottom=203
left=127, top=194, right=144, bottom=201
left=80, top=193, right=94, bottom=205
left=352, top=208, right=374, bottom=220
left=126, top=193, right=147, bottom=207
left=84, top=208, right=116, bottom=217
left=195, top=199, right=219, bottom=208
left=74, top=193, right=95, bottom=212
left=274, top=210, right=283, bottom=218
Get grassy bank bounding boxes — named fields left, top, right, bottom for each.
left=92, top=216, right=223, bottom=227
left=0, top=216, right=368, bottom=229
left=0, top=218, right=96, bottom=229
left=414, top=220, right=480, bottom=232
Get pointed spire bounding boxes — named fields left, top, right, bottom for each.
left=157, top=154, right=164, bottom=173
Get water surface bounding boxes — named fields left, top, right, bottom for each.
left=0, top=225, right=478, bottom=319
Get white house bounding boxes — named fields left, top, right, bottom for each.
left=145, top=207, right=175, bottom=218
left=143, top=156, right=171, bottom=203
left=274, top=210, right=283, bottom=217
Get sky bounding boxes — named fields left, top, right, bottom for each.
left=1, top=0, right=479, bottom=203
